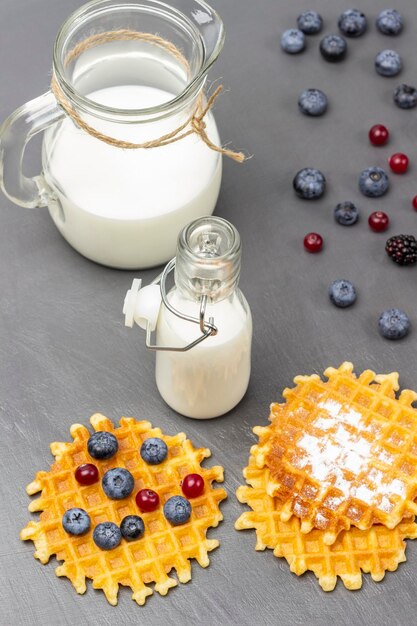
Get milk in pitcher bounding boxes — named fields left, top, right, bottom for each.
left=43, top=84, right=221, bottom=268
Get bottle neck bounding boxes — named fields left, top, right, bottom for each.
left=174, top=216, right=242, bottom=303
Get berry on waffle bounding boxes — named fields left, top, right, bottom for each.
left=20, top=414, right=226, bottom=605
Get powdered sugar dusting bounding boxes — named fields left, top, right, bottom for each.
left=380, top=495, right=395, bottom=513
left=387, top=479, right=405, bottom=497
left=293, top=500, right=308, bottom=517
left=354, top=485, right=375, bottom=504
left=319, top=399, right=363, bottom=428
left=314, top=417, right=334, bottom=431
left=314, top=512, right=329, bottom=528
left=378, top=449, right=394, bottom=464
left=323, top=495, right=343, bottom=510
left=295, top=399, right=405, bottom=512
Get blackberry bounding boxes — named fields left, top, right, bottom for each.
left=385, top=234, right=417, bottom=265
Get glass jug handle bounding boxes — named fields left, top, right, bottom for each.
left=0, top=91, right=64, bottom=208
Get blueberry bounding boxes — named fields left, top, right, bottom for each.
left=140, top=437, right=168, bottom=465
left=338, top=9, right=367, bottom=37
left=62, top=508, right=91, bottom=536
left=297, top=11, right=323, bottom=35
left=163, top=496, right=192, bottom=526
left=87, top=431, right=118, bottom=460
left=102, top=467, right=134, bottom=500
left=378, top=308, right=410, bottom=340
left=358, top=167, right=389, bottom=198
left=93, top=522, right=122, bottom=550
left=376, top=9, right=404, bottom=36
left=334, top=201, right=359, bottom=226
left=120, top=515, right=145, bottom=541
left=319, top=34, right=347, bottom=62
left=375, top=50, right=402, bottom=77
left=281, top=29, right=305, bottom=54
left=393, top=84, right=417, bottom=109
left=329, top=280, right=357, bottom=308
left=298, top=89, right=328, bottom=116
left=293, top=168, right=326, bottom=200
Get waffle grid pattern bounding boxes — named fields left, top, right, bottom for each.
left=236, top=457, right=417, bottom=591
left=20, top=414, right=226, bottom=605
left=253, top=363, right=417, bottom=544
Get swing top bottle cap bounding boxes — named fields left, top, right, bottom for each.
left=174, top=217, right=242, bottom=303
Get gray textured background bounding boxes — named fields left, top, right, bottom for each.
left=1, top=0, right=417, bottom=624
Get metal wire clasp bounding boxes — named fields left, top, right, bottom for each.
left=146, top=258, right=218, bottom=352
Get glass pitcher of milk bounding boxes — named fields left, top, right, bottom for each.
left=0, top=0, right=229, bottom=269
left=123, top=216, right=253, bottom=418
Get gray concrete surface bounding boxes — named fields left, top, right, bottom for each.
left=1, top=0, right=417, bottom=624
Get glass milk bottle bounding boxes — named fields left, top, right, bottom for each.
left=123, top=216, right=252, bottom=418
left=0, top=0, right=244, bottom=269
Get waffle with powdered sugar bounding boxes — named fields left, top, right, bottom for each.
left=251, top=362, right=417, bottom=545
left=236, top=445, right=417, bottom=591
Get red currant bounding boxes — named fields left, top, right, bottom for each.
left=75, top=463, right=99, bottom=485
left=369, top=124, right=389, bottom=146
left=368, top=211, right=389, bottom=232
left=181, top=474, right=205, bottom=498
left=389, top=153, right=409, bottom=174
left=413, top=196, right=417, bottom=211
left=135, top=489, right=159, bottom=512
left=303, top=232, right=323, bottom=253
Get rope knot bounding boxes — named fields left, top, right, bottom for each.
left=191, top=115, right=207, bottom=135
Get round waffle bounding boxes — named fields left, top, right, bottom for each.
left=253, top=362, right=417, bottom=544
left=236, top=447, right=417, bottom=591
left=20, top=414, right=226, bottom=605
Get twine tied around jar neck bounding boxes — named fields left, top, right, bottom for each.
left=50, top=30, right=245, bottom=163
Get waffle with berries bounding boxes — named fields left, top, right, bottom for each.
left=20, top=414, right=226, bottom=605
